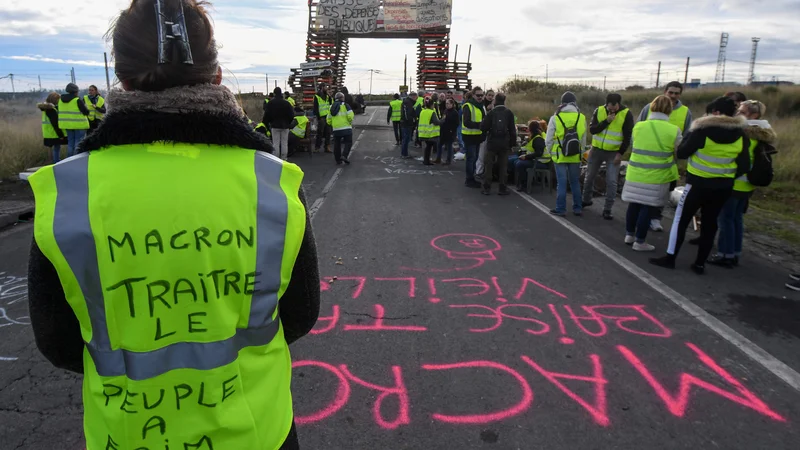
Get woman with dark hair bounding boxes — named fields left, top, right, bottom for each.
left=511, top=119, right=548, bottom=191
left=37, top=91, right=67, bottom=163
left=435, top=97, right=459, bottom=164
left=26, top=1, right=320, bottom=449
left=418, top=96, right=442, bottom=165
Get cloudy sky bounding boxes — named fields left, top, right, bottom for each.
left=1, top=0, right=798, bottom=95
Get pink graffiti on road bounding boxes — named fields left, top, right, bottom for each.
left=401, top=234, right=502, bottom=273
left=293, top=342, right=785, bottom=429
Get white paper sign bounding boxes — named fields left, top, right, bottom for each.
left=384, top=0, right=452, bottom=31
left=316, top=0, right=380, bottom=34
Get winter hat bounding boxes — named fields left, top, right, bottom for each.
left=606, top=93, right=622, bottom=105
left=561, top=91, right=577, bottom=104
left=707, top=96, right=736, bottom=117
left=273, top=87, right=282, bottom=95
left=65, top=83, right=79, bottom=94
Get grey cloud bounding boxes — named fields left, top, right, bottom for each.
left=0, top=10, right=39, bottom=22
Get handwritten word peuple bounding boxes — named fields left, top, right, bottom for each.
left=293, top=343, right=785, bottom=429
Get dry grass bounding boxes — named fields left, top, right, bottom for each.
left=0, top=116, right=50, bottom=179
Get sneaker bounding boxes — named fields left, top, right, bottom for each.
left=603, top=210, right=613, bottom=220
left=498, top=188, right=510, bottom=196
left=690, top=263, right=706, bottom=275
left=395, top=141, right=400, bottom=146
left=583, top=200, right=594, bottom=207
left=336, top=161, right=343, bottom=165
left=342, top=158, right=350, bottom=165
left=573, top=210, right=583, bottom=217
left=550, top=209, right=566, bottom=217
left=688, top=237, right=701, bottom=245
left=707, top=255, right=735, bottom=269
left=633, top=242, right=655, bottom=252
left=650, top=219, right=664, bottom=232
left=423, top=161, right=433, bottom=166
left=649, top=255, right=675, bottom=269
left=624, top=235, right=636, bottom=245
left=481, top=188, right=491, bottom=195
left=465, top=180, right=481, bottom=188
left=786, top=280, right=800, bottom=291
left=790, top=274, right=800, bottom=281
left=516, top=184, right=526, bottom=192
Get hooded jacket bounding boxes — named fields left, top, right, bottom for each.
left=31, top=84, right=320, bottom=373
left=638, top=100, right=693, bottom=136
left=677, top=114, right=751, bottom=189
left=461, top=98, right=487, bottom=145
left=545, top=103, right=587, bottom=155
left=37, top=102, right=66, bottom=146
left=58, top=92, right=90, bottom=116
left=732, top=119, right=778, bottom=198
left=400, top=97, right=419, bottom=127
left=263, top=92, right=296, bottom=129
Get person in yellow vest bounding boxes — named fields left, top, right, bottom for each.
left=84, top=85, right=107, bottom=132
left=58, top=82, right=91, bottom=158
left=285, top=91, right=296, bottom=107
left=327, top=91, right=355, bottom=165
left=418, top=96, right=443, bottom=166
left=462, top=87, right=486, bottom=188
left=511, top=119, right=548, bottom=191
left=288, top=107, right=310, bottom=156
left=314, top=85, right=333, bottom=153
left=414, top=90, right=425, bottom=147
left=708, top=100, right=776, bottom=268
left=387, top=93, right=403, bottom=145
left=26, top=2, right=320, bottom=450
left=621, top=95, right=682, bottom=251
left=638, top=81, right=693, bottom=232
left=650, top=96, right=750, bottom=275
left=582, top=93, right=634, bottom=220
left=38, top=92, right=68, bottom=163
left=546, top=91, right=588, bottom=216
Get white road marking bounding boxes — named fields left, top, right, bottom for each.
left=309, top=107, right=378, bottom=221
left=512, top=189, right=800, bottom=392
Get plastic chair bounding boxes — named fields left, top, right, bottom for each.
left=526, top=166, right=553, bottom=193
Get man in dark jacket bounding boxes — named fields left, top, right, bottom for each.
left=399, top=92, right=419, bottom=159
left=462, top=87, right=486, bottom=188
left=313, top=85, right=332, bottom=153
left=582, top=93, right=634, bottom=220
left=650, top=96, right=750, bottom=275
left=263, top=87, right=295, bottom=160
left=479, top=93, right=517, bottom=195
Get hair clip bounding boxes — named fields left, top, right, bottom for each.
left=155, top=0, right=194, bottom=65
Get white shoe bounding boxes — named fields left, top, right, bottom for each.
left=633, top=242, right=656, bottom=252
left=650, top=219, right=664, bottom=232
left=624, top=235, right=635, bottom=245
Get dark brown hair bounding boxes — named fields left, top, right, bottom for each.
left=109, top=0, right=218, bottom=91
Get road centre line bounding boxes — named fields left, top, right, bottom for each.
left=309, top=107, right=378, bottom=220
left=512, top=189, right=800, bottom=392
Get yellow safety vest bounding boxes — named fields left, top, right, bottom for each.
left=687, top=137, right=743, bottom=179
left=734, top=138, right=758, bottom=193
left=287, top=96, right=296, bottom=107
left=315, top=95, right=331, bottom=117
left=648, top=104, right=689, bottom=133
left=462, top=103, right=483, bottom=136
left=57, top=98, right=90, bottom=130
left=389, top=100, right=402, bottom=122
left=41, top=111, right=59, bottom=139
left=626, top=120, right=680, bottom=185
left=29, top=144, right=305, bottom=450
left=592, top=106, right=628, bottom=151
left=83, top=95, right=105, bottom=122
left=552, top=112, right=586, bottom=164
left=523, top=132, right=550, bottom=163
left=291, top=115, right=309, bottom=138
left=414, top=97, right=424, bottom=109
left=326, top=104, right=354, bottom=132
left=418, top=109, right=440, bottom=139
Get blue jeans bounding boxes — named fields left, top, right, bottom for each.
left=464, top=142, right=479, bottom=183
left=52, top=145, right=61, bottom=164
left=457, top=122, right=465, bottom=150
left=437, top=140, right=454, bottom=162
left=401, top=126, right=414, bottom=157
left=626, top=203, right=652, bottom=242
left=66, top=129, right=86, bottom=157
left=717, top=196, right=748, bottom=257
left=554, top=163, right=582, bottom=213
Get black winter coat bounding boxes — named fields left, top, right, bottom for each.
left=263, top=94, right=296, bottom=129
left=439, top=109, right=459, bottom=143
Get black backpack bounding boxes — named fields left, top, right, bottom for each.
left=489, top=108, right=510, bottom=144
left=556, top=113, right=582, bottom=157
left=747, top=141, right=777, bottom=187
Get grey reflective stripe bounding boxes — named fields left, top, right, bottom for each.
left=628, top=161, right=674, bottom=169
left=694, top=152, right=735, bottom=165
left=632, top=148, right=672, bottom=157
left=688, top=158, right=736, bottom=174
left=736, top=174, right=748, bottom=181
left=601, top=130, right=623, bottom=138
left=59, top=118, right=88, bottom=122
left=250, top=153, right=287, bottom=328
left=52, top=151, right=288, bottom=381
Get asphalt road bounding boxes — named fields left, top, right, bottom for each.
left=1, top=107, right=799, bottom=449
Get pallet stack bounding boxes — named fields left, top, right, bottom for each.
left=416, top=28, right=472, bottom=93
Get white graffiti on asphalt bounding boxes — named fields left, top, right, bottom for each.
left=0, top=272, right=30, bottom=362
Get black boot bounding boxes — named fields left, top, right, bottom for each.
left=649, top=255, right=676, bottom=269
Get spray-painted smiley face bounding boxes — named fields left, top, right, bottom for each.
left=430, top=234, right=502, bottom=259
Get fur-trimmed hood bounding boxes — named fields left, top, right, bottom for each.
left=37, top=102, right=55, bottom=111
left=78, top=84, right=273, bottom=154
left=689, top=114, right=748, bottom=131
left=745, top=120, right=777, bottom=144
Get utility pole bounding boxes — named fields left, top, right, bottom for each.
left=367, top=69, right=382, bottom=101
left=545, top=64, right=548, bottom=84
left=104, top=52, right=111, bottom=92
left=684, top=57, right=690, bottom=84
left=603, top=76, right=606, bottom=91
left=655, top=61, right=661, bottom=88
left=9, top=74, right=15, bottom=98
left=38, top=75, right=42, bottom=91
left=403, top=54, right=407, bottom=90
left=70, top=67, right=76, bottom=84
left=265, top=74, right=268, bottom=94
